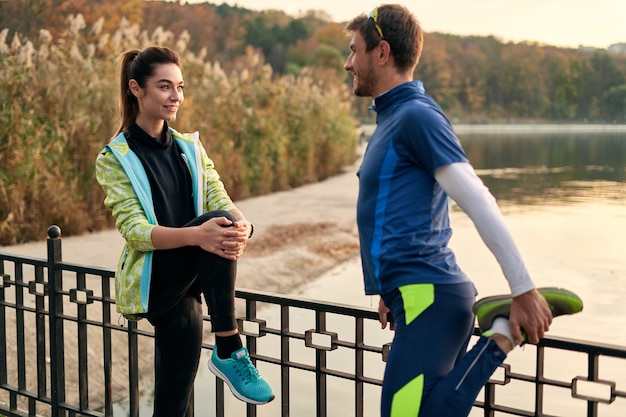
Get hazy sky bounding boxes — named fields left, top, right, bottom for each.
left=219, top=0, right=625, bottom=49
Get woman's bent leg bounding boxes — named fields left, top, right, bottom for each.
left=186, top=211, right=274, bottom=404
left=184, top=210, right=239, bottom=332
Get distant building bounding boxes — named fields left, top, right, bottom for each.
left=608, top=43, right=626, bottom=55
left=576, top=43, right=626, bottom=55
left=577, top=45, right=596, bottom=53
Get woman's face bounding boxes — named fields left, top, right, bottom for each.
left=131, top=63, right=184, bottom=130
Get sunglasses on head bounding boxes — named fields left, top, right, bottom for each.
left=367, top=7, right=385, bottom=40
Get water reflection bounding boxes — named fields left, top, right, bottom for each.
left=459, top=131, right=626, bottom=205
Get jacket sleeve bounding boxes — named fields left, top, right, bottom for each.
left=199, top=143, right=237, bottom=213
left=95, top=149, right=156, bottom=252
left=435, top=162, right=535, bottom=297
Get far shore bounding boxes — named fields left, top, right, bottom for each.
left=360, top=123, right=626, bottom=137
left=453, top=123, right=626, bottom=134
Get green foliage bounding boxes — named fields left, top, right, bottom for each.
left=0, top=19, right=358, bottom=245
left=417, top=33, right=626, bottom=123
left=310, top=44, right=345, bottom=70
left=243, top=15, right=311, bottom=73
left=601, top=84, right=626, bottom=121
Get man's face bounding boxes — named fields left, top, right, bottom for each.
left=344, top=31, right=378, bottom=98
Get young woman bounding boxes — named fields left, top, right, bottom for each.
left=95, top=46, right=274, bottom=416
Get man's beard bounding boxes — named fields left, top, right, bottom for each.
left=353, top=64, right=377, bottom=97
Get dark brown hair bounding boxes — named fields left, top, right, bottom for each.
left=114, top=46, right=181, bottom=134
left=345, top=4, right=423, bottom=73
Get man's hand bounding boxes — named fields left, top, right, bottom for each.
left=509, top=289, right=553, bottom=345
left=377, top=297, right=395, bottom=331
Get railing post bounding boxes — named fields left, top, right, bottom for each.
left=355, top=317, right=364, bottom=417
left=280, top=304, right=290, bottom=417
left=483, top=382, right=496, bottom=416
left=535, top=345, right=545, bottom=415
left=47, top=225, right=66, bottom=417
left=245, top=299, right=258, bottom=417
left=0, top=267, right=6, bottom=389
left=128, top=320, right=140, bottom=417
left=315, top=311, right=328, bottom=417
left=586, top=353, right=600, bottom=417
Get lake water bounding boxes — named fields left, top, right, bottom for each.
left=117, top=125, right=626, bottom=416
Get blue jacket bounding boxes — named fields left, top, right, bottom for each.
left=357, top=81, right=470, bottom=295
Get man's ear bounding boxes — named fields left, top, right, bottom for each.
left=128, top=79, right=141, bottom=97
left=377, top=40, right=392, bottom=65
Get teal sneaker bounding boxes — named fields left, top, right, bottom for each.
left=208, top=347, right=275, bottom=405
left=473, top=287, right=583, bottom=333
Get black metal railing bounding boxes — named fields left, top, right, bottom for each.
left=0, top=226, right=625, bottom=417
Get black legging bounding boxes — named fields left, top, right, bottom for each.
left=148, top=210, right=239, bottom=417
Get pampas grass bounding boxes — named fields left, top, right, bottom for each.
left=0, top=15, right=358, bottom=245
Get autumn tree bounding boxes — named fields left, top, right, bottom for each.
left=0, top=0, right=51, bottom=38
left=0, top=0, right=144, bottom=38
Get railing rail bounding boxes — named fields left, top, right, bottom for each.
left=0, top=226, right=624, bottom=417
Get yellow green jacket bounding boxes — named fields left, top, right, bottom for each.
left=95, top=128, right=236, bottom=319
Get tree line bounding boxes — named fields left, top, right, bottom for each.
left=1, top=0, right=626, bottom=123
left=419, top=34, right=626, bottom=123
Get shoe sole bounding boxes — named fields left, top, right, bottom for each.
left=207, top=358, right=275, bottom=405
left=473, top=287, right=583, bottom=333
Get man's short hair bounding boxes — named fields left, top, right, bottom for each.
left=346, top=4, right=423, bottom=73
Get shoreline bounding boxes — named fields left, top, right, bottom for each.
left=360, top=123, right=626, bottom=137
left=453, top=123, right=626, bottom=133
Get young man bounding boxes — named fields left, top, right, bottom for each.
left=344, top=5, right=582, bottom=417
